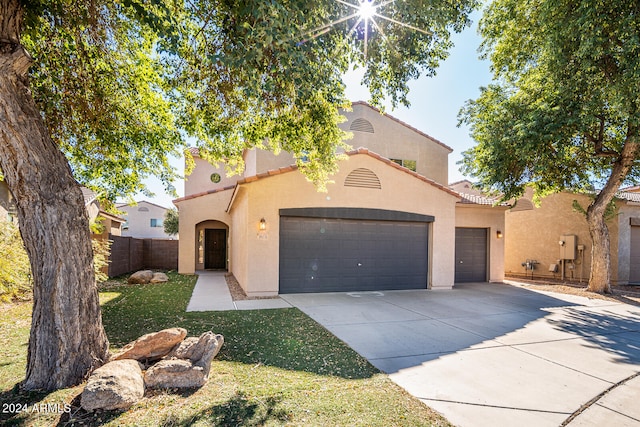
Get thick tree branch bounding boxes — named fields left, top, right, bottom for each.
left=587, top=115, right=619, bottom=158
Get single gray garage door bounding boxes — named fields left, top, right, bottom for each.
left=279, top=208, right=431, bottom=293
left=455, top=227, right=487, bottom=283
left=630, top=226, right=640, bottom=283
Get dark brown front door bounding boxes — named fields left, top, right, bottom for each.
left=205, top=229, right=226, bottom=269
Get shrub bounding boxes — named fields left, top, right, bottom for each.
left=0, top=221, right=32, bottom=302
left=92, top=237, right=111, bottom=283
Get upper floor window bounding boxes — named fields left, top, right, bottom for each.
left=138, top=207, right=149, bottom=212
left=150, top=218, right=163, bottom=228
left=391, top=159, right=417, bottom=172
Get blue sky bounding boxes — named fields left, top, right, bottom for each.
left=134, top=11, right=492, bottom=208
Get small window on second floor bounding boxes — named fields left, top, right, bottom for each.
left=150, top=218, right=163, bottom=228
left=390, top=159, right=417, bottom=172
left=138, top=207, right=149, bottom=212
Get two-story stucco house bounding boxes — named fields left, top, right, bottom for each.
left=174, top=102, right=507, bottom=297
left=117, top=200, right=176, bottom=239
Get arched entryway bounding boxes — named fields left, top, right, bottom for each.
left=195, top=220, right=229, bottom=271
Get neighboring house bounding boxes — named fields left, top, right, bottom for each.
left=0, top=180, right=17, bottom=223
left=505, top=187, right=640, bottom=284
left=82, top=188, right=125, bottom=239
left=175, top=101, right=507, bottom=297
left=1, top=182, right=123, bottom=236
left=117, top=201, right=175, bottom=239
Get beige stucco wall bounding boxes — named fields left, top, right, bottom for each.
left=227, top=154, right=459, bottom=296
left=229, top=187, right=249, bottom=289
left=184, top=103, right=452, bottom=200
left=455, top=204, right=507, bottom=282
left=184, top=156, right=240, bottom=196
left=255, top=149, right=296, bottom=173
left=506, top=191, right=605, bottom=282
left=506, top=190, right=640, bottom=285
left=342, top=103, right=451, bottom=185
left=175, top=190, right=233, bottom=274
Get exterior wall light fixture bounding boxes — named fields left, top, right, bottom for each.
left=496, top=230, right=503, bottom=239
left=259, top=218, right=267, bottom=231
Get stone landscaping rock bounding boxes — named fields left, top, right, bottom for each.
left=81, top=359, right=145, bottom=411
left=111, top=327, right=187, bottom=362
left=165, top=336, right=201, bottom=360
left=128, top=270, right=154, bottom=284
left=82, top=328, right=224, bottom=404
left=144, top=359, right=207, bottom=389
left=150, top=272, right=169, bottom=283
left=146, top=332, right=224, bottom=389
left=192, top=332, right=224, bottom=377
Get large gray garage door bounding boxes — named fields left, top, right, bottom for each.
left=455, top=227, right=487, bottom=283
left=279, top=208, right=431, bottom=293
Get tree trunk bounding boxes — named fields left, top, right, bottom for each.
left=586, top=132, right=640, bottom=294
left=0, top=0, right=109, bottom=390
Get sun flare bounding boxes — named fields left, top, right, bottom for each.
left=358, top=1, right=377, bottom=20
left=300, top=0, right=432, bottom=59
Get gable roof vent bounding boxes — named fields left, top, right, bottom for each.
left=349, top=118, right=375, bottom=133
left=344, top=168, right=381, bottom=189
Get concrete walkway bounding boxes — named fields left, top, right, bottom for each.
left=281, top=283, right=640, bottom=427
left=186, top=271, right=291, bottom=311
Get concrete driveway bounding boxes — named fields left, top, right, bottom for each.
left=280, top=283, right=640, bottom=426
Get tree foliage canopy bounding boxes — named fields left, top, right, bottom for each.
left=20, top=0, right=478, bottom=196
left=164, top=207, right=179, bottom=236
left=460, top=0, right=640, bottom=201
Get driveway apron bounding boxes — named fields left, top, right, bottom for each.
left=281, top=283, right=640, bottom=427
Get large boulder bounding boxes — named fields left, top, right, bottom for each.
left=146, top=332, right=224, bottom=389
left=111, top=327, right=187, bottom=362
left=150, top=272, right=169, bottom=283
left=81, top=359, right=145, bottom=411
left=192, top=332, right=224, bottom=377
left=144, top=359, right=206, bottom=389
left=165, top=336, right=201, bottom=361
left=128, top=270, right=154, bottom=284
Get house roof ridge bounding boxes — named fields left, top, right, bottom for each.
left=350, top=101, right=454, bottom=153
left=120, top=200, right=171, bottom=210
left=182, top=148, right=464, bottom=205
left=345, top=147, right=461, bottom=198
left=173, top=185, right=236, bottom=204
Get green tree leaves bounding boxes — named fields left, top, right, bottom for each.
left=461, top=0, right=640, bottom=200
left=19, top=0, right=479, bottom=198
left=164, top=207, right=179, bottom=236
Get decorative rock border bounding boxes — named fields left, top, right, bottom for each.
left=81, top=328, right=224, bottom=411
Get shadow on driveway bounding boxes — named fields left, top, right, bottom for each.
left=281, top=282, right=640, bottom=427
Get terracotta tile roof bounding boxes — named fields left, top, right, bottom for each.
left=173, top=185, right=236, bottom=204
left=616, top=191, right=640, bottom=203
left=351, top=101, right=453, bottom=153
left=175, top=148, right=463, bottom=205
left=344, top=148, right=461, bottom=198
left=456, top=192, right=509, bottom=206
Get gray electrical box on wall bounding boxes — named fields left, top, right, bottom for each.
left=560, top=235, right=577, bottom=259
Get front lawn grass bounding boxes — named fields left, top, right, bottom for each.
left=1, top=272, right=451, bottom=426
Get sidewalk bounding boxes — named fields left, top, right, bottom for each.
left=186, top=271, right=291, bottom=311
